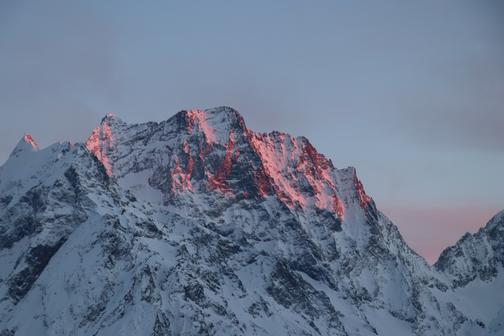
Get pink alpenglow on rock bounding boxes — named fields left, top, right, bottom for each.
left=83, top=108, right=365, bottom=223
left=170, top=140, right=194, bottom=193
left=208, top=130, right=237, bottom=194
left=85, top=119, right=114, bottom=176
left=248, top=130, right=346, bottom=219
left=354, top=175, right=372, bottom=208
left=186, top=109, right=217, bottom=144
left=23, top=134, right=39, bottom=150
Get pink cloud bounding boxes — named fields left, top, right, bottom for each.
left=380, top=205, right=502, bottom=264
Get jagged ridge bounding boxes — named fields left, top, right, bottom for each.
left=0, top=106, right=502, bottom=336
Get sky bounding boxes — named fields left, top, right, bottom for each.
left=0, top=0, right=502, bottom=263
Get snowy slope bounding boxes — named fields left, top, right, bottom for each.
left=0, top=107, right=501, bottom=336
left=434, top=210, right=504, bottom=335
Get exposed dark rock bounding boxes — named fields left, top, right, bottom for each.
left=152, top=312, right=172, bottom=336
left=184, top=282, right=205, bottom=304
left=8, top=238, right=66, bottom=302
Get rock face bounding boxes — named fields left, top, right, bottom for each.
left=0, top=106, right=501, bottom=336
left=434, top=211, right=504, bottom=335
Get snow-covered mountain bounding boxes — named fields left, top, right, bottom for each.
left=435, top=211, right=504, bottom=334
left=0, top=107, right=501, bottom=336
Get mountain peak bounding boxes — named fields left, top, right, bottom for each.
left=86, top=117, right=115, bottom=177
left=22, top=134, right=39, bottom=150
left=204, top=105, right=244, bottom=120
left=9, top=133, right=39, bottom=158
left=83, top=107, right=373, bottom=217
left=178, top=106, right=247, bottom=145
left=99, top=112, right=125, bottom=126
left=486, top=209, right=504, bottom=231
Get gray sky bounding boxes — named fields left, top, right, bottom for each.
left=1, top=0, right=503, bottom=262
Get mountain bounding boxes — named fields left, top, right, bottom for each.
left=0, top=106, right=501, bottom=336
left=435, top=210, right=504, bottom=334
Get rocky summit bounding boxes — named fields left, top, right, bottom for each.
left=0, top=106, right=502, bottom=336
